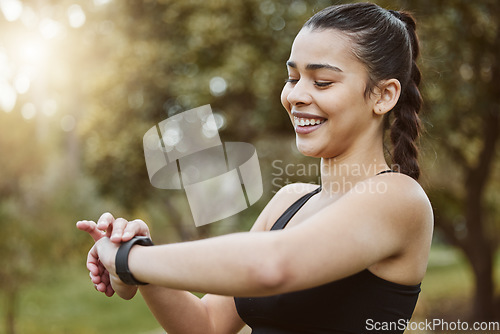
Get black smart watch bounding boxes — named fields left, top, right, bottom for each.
left=115, top=236, right=154, bottom=285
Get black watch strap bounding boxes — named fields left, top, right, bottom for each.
left=115, top=236, right=154, bottom=285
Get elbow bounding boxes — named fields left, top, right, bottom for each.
left=248, top=240, right=291, bottom=295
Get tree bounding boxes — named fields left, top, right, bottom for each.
left=0, top=111, right=45, bottom=334
left=413, top=0, right=500, bottom=320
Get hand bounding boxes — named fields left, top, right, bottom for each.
left=77, top=215, right=115, bottom=297
left=76, top=212, right=152, bottom=299
left=94, top=213, right=151, bottom=243
left=86, top=238, right=118, bottom=297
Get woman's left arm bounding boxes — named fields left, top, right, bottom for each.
left=95, top=175, right=433, bottom=297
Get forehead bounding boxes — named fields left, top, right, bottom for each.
left=288, top=28, right=364, bottom=72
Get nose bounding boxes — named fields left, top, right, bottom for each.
left=286, top=79, right=313, bottom=107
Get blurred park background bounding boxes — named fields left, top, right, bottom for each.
left=0, top=0, right=499, bottom=333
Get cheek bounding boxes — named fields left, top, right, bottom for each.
left=280, top=86, right=291, bottom=112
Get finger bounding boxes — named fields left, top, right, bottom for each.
left=122, top=219, right=150, bottom=241
left=96, top=212, right=115, bottom=231
left=96, top=282, right=107, bottom=293
left=87, top=246, right=100, bottom=276
left=76, top=220, right=105, bottom=242
left=90, top=272, right=101, bottom=284
left=109, top=218, right=129, bottom=243
left=105, top=284, right=115, bottom=297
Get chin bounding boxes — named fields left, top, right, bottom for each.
left=296, top=139, right=339, bottom=159
left=296, top=142, right=322, bottom=158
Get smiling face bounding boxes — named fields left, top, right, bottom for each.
left=281, top=28, right=383, bottom=159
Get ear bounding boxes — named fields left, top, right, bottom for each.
left=373, top=79, right=401, bottom=116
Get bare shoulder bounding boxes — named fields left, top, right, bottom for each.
left=261, top=183, right=320, bottom=231
left=354, top=172, right=434, bottom=233
left=375, top=172, right=432, bottom=213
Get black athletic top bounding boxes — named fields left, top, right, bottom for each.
left=234, top=179, right=421, bottom=334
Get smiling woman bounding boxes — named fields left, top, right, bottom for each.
left=77, top=2, right=433, bottom=334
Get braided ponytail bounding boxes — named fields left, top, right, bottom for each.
left=389, top=11, right=422, bottom=180
left=305, top=4, right=423, bottom=180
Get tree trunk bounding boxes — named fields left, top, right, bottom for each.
left=464, top=242, right=494, bottom=321
left=5, top=287, right=18, bottom=334
left=464, top=173, right=494, bottom=321
left=463, top=110, right=500, bottom=321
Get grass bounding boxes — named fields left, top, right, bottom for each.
left=1, top=244, right=499, bottom=333
left=3, top=262, right=160, bottom=334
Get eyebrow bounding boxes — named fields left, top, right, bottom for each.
left=286, top=60, right=343, bottom=73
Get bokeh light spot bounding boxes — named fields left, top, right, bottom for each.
left=0, top=80, right=17, bottom=112
left=0, top=0, right=23, bottom=22
left=209, top=76, right=227, bottom=97
left=14, top=73, right=30, bottom=94
left=68, top=4, right=86, bottom=28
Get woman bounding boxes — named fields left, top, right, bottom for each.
left=77, top=3, right=433, bottom=333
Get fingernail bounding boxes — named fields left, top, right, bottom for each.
left=123, top=232, right=132, bottom=239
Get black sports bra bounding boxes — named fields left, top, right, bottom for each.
left=234, top=178, right=421, bottom=334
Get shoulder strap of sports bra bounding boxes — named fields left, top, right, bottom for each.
left=376, top=169, right=397, bottom=175
left=270, top=186, right=322, bottom=231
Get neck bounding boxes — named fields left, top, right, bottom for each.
left=319, top=146, right=389, bottom=197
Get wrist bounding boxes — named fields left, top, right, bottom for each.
left=115, top=236, right=154, bottom=285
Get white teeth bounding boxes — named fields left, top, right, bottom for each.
left=294, top=116, right=325, bottom=126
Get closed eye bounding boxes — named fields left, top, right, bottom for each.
left=314, top=81, right=333, bottom=88
left=284, top=79, right=334, bottom=87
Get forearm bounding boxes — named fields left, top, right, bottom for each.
left=139, top=285, right=214, bottom=334
left=128, top=231, right=285, bottom=297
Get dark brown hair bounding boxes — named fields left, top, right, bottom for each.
left=304, top=3, right=422, bottom=180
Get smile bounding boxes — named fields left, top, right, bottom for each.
left=293, top=116, right=326, bottom=135
left=294, top=116, right=326, bottom=127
